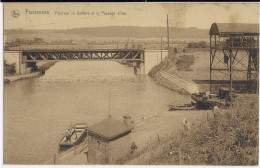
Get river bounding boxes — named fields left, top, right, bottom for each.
left=4, top=51, right=191, bottom=164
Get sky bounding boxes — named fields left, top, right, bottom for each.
left=4, top=3, right=260, bottom=30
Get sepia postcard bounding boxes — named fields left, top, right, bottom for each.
left=2, top=2, right=259, bottom=166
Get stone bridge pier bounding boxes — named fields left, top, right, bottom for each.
left=19, top=54, right=38, bottom=74
left=133, top=62, right=143, bottom=75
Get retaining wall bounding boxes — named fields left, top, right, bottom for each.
left=160, top=71, right=199, bottom=94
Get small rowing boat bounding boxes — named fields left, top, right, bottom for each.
left=59, top=123, right=88, bottom=148
left=169, top=104, right=196, bottom=111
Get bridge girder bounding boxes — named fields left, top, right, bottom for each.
left=22, top=50, right=145, bottom=63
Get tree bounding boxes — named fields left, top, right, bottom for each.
left=4, top=59, right=16, bottom=76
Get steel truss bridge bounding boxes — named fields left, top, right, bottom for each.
left=20, top=49, right=145, bottom=63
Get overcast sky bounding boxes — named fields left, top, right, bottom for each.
left=4, top=3, right=259, bottom=30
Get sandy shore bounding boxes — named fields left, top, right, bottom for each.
left=50, top=109, right=210, bottom=165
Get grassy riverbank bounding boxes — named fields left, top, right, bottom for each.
left=123, top=95, right=258, bottom=165
left=149, top=49, right=209, bottom=81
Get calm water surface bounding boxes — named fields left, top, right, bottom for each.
left=4, top=52, right=190, bottom=164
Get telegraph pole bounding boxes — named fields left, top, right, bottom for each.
left=108, top=90, right=111, bottom=118
left=167, top=14, right=170, bottom=49
left=161, top=36, right=163, bottom=61
left=230, top=51, right=233, bottom=108
left=19, top=44, right=21, bottom=75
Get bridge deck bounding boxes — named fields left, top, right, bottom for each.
left=18, top=49, right=144, bottom=52
left=20, top=49, right=145, bottom=63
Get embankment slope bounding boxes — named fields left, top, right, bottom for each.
left=148, top=50, right=210, bottom=93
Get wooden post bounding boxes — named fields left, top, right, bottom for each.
left=230, top=49, right=233, bottom=108
left=19, top=45, right=21, bottom=75
left=157, top=53, right=158, bottom=64
left=157, top=133, right=160, bottom=142
left=161, top=37, right=163, bottom=61
left=134, top=67, right=137, bottom=75
left=167, top=14, right=170, bottom=49
left=210, top=35, right=212, bottom=93
left=204, top=149, right=206, bottom=165
left=257, top=47, right=259, bottom=94
left=143, top=50, right=145, bottom=65
left=53, top=154, right=56, bottom=164
left=74, top=144, right=76, bottom=155
left=109, top=89, right=111, bottom=117
left=138, top=62, right=141, bottom=75
left=179, top=149, right=182, bottom=165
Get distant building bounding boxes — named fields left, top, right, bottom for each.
left=86, top=117, right=132, bottom=164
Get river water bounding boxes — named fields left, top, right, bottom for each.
left=4, top=51, right=190, bottom=164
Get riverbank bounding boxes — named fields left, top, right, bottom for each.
left=125, top=94, right=258, bottom=165
left=148, top=49, right=209, bottom=93
left=4, top=61, right=57, bottom=83
left=4, top=71, right=44, bottom=83
left=51, top=89, right=258, bottom=165
left=49, top=109, right=211, bottom=165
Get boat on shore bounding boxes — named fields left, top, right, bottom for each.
left=191, top=87, right=236, bottom=109
left=59, top=123, right=88, bottom=149
left=169, top=104, right=196, bottom=111
left=191, top=93, right=227, bottom=109
left=169, top=88, right=236, bottom=111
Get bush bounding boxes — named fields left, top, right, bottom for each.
left=4, top=60, right=16, bottom=76
left=187, top=41, right=208, bottom=48
left=175, top=55, right=195, bottom=70
left=148, top=52, right=177, bottom=78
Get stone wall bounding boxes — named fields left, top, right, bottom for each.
left=160, top=71, right=199, bottom=94
left=87, top=134, right=109, bottom=164
left=87, top=132, right=131, bottom=164
left=108, top=133, right=131, bottom=163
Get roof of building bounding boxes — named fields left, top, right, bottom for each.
left=209, top=23, right=259, bottom=35
left=87, top=117, right=131, bottom=140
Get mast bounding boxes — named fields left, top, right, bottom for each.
left=161, top=36, right=163, bottom=61
left=108, top=90, right=111, bottom=117
left=167, top=14, right=170, bottom=49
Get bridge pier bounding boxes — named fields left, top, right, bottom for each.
left=133, top=62, right=142, bottom=75
left=19, top=56, right=38, bottom=74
